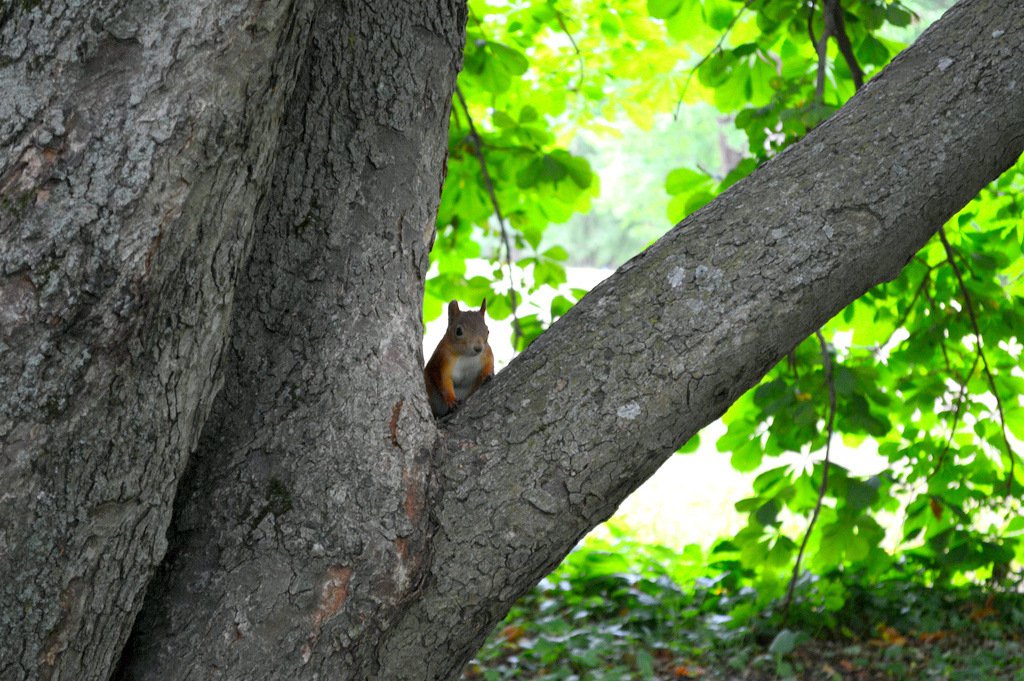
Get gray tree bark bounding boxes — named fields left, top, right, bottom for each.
left=0, top=1, right=1020, bottom=680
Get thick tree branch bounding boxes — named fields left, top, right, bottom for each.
left=382, top=3, right=1024, bottom=676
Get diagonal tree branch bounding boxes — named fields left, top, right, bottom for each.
left=378, top=4, right=1024, bottom=676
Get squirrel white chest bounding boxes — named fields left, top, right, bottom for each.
left=451, top=354, right=484, bottom=400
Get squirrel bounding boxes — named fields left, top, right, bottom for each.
left=423, top=300, right=494, bottom=418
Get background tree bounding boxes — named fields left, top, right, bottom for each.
left=0, top=2, right=1021, bottom=681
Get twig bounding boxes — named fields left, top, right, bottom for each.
left=920, top=284, right=954, bottom=375
left=673, top=0, right=759, bottom=119
left=454, top=86, right=523, bottom=347
left=813, top=0, right=864, bottom=103
left=937, top=227, right=1018, bottom=492
left=781, top=329, right=836, bottom=623
left=554, top=9, right=585, bottom=92
left=807, top=0, right=818, bottom=47
left=813, top=0, right=831, bottom=103
left=931, top=352, right=980, bottom=478
left=826, top=0, right=864, bottom=90
left=871, top=267, right=933, bottom=356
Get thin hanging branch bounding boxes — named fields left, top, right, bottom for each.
left=868, top=265, right=934, bottom=356
left=812, top=0, right=831, bottom=102
left=554, top=9, right=585, bottom=93
left=937, top=227, right=1018, bottom=492
left=673, top=0, right=759, bottom=119
left=920, top=284, right=955, bottom=375
left=812, top=0, right=865, bottom=103
left=454, top=86, right=523, bottom=347
left=781, top=329, right=836, bottom=623
left=931, top=352, right=981, bottom=478
left=807, top=0, right=818, bottom=47
left=826, top=0, right=864, bottom=89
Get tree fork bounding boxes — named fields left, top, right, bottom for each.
left=0, top=1, right=1021, bottom=681
left=382, top=3, right=1024, bottom=678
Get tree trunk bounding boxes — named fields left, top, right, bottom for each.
left=1, top=1, right=1021, bottom=680
left=117, top=1, right=465, bottom=678
left=2, top=1, right=319, bottom=678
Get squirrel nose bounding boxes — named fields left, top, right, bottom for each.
left=473, top=344, right=482, bottom=354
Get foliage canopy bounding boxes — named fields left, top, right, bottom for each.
left=431, top=0, right=1024, bottom=628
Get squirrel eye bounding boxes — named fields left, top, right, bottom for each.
left=455, top=326, right=464, bottom=337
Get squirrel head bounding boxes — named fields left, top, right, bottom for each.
left=446, top=300, right=489, bottom=356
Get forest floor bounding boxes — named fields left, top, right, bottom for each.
left=464, top=581, right=1024, bottom=681
left=462, top=537, right=1024, bottom=681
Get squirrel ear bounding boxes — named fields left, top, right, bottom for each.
left=448, top=300, right=461, bottom=317
left=479, top=298, right=487, bottom=314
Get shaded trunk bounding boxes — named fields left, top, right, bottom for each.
left=1, top=1, right=1021, bottom=681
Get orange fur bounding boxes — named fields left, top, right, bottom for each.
left=424, top=300, right=493, bottom=418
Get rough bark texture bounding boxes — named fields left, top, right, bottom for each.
left=0, top=0, right=1020, bottom=680
left=1, top=1, right=310, bottom=678
left=116, top=1, right=466, bottom=680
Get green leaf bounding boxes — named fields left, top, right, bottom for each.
left=856, top=35, right=890, bottom=67
left=665, top=1, right=705, bottom=40
left=886, top=5, right=914, bottom=27
left=599, top=14, right=622, bottom=38
left=543, top=245, right=569, bottom=261
left=518, top=105, right=538, bottom=123
left=755, top=499, right=781, bottom=526
left=677, top=432, right=701, bottom=454
left=562, top=155, right=594, bottom=189
left=665, top=167, right=711, bottom=195
left=492, top=110, right=517, bottom=128
left=768, top=629, right=802, bottom=656
left=550, top=294, right=574, bottom=319
left=647, top=0, right=682, bottom=20
left=541, top=154, right=568, bottom=182
left=697, top=50, right=736, bottom=88
left=685, top=190, right=716, bottom=215
left=487, top=42, right=529, bottom=76
left=703, top=0, right=735, bottom=31
left=477, top=60, right=511, bottom=93
left=766, top=535, right=795, bottom=568
left=516, top=158, right=543, bottom=188
left=846, top=477, right=880, bottom=512
left=731, top=438, right=764, bottom=472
